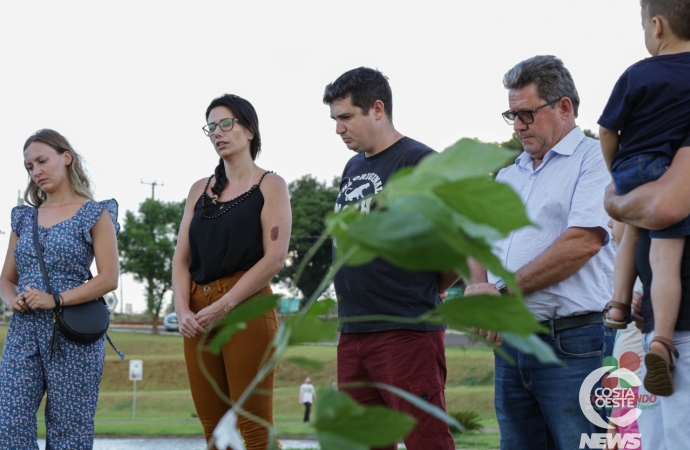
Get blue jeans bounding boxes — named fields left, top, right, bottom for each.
left=638, top=331, right=690, bottom=450
left=613, top=153, right=669, bottom=196
left=613, top=154, right=690, bottom=237
left=494, top=324, right=615, bottom=450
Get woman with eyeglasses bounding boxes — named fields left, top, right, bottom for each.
left=0, top=129, right=120, bottom=448
left=172, top=94, right=291, bottom=449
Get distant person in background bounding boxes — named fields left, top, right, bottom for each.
left=172, top=94, right=291, bottom=450
left=0, top=129, right=120, bottom=449
left=299, top=376, right=316, bottom=422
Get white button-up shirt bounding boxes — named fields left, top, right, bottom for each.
left=488, top=127, right=615, bottom=321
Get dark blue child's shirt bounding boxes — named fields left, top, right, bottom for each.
left=598, top=52, right=690, bottom=171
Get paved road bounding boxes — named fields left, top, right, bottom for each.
left=109, top=324, right=180, bottom=335
left=9, top=321, right=489, bottom=346
left=445, top=330, right=488, bottom=348
left=37, top=437, right=405, bottom=449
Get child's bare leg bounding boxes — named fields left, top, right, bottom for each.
left=649, top=237, right=684, bottom=356
left=644, top=237, right=684, bottom=396
left=606, top=224, right=640, bottom=325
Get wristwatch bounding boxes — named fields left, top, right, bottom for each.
left=494, top=279, right=509, bottom=296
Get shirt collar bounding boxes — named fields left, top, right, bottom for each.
left=514, top=126, right=585, bottom=169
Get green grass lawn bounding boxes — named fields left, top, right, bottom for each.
left=0, top=326, right=500, bottom=449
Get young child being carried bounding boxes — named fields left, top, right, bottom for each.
left=598, top=0, right=690, bottom=397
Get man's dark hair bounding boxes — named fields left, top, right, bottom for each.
left=323, top=67, right=393, bottom=119
left=641, top=0, right=690, bottom=40
left=503, top=55, right=580, bottom=117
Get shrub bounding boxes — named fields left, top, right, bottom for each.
left=449, top=409, right=483, bottom=433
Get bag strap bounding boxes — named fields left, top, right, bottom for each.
left=106, top=333, right=125, bottom=360
left=32, top=209, right=60, bottom=301
left=32, top=208, right=63, bottom=358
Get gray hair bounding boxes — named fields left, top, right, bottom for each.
left=503, top=55, right=580, bottom=117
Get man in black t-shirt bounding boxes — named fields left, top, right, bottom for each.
left=323, top=67, right=458, bottom=450
left=606, top=131, right=690, bottom=448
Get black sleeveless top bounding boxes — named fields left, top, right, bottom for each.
left=188, top=172, right=270, bottom=284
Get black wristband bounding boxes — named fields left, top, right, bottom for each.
left=494, top=279, right=509, bottom=296
left=53, top=293, right=61, bottom=309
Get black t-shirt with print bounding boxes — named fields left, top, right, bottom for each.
left=333, top=136, right=445, bottom=333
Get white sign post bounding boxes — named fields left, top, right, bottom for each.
left=129, top=359, right=143, bottom=419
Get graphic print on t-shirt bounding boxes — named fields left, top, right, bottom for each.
left=334, top=172, right=383, bottom=214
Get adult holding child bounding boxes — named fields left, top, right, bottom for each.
left=172, top=94, right=291, bottom=450
left=598, top=0, right=690, bottom=398
left=606, top=128, right=690, bottom=450
left=0, top=129, right=120, bottom=449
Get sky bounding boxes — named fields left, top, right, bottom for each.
left=0, top=0, right=647, bottom=313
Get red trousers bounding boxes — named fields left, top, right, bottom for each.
left=338, top=329, right=455, bottom=450
left=183, top=271, right=278, bottom=450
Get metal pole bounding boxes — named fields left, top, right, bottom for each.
left=120, top=272, right=124, bottom=314
left=141, top=180, right=164, bottom=200
left=132, top=380, right=137, bottom=419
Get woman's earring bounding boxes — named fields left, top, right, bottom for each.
left=212, top=194, right=219, bottom=205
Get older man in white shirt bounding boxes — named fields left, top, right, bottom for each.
left=466, top=55, right=616, bottom=449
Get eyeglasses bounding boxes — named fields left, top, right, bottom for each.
left=202, top=118, right=240, bottom=136
left=501, top=98, right=560, bottom=125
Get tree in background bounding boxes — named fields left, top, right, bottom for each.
left=118, top=199, right=184, bottom=333
left=583, top=129, right=599, bottom=140
left=275, top=174, right=340, bottom=303
left=499, top=133, right=522, bottom=151
left=496, top=129, right=599, bottom=173
left=500, top=128, right=599, bottom=150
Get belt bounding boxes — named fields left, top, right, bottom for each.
left=539, top=312, right=603, bottom=333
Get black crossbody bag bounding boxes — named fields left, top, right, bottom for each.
left=33, top=208, right=124, bottom=359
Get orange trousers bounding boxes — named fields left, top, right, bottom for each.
left=183, top=271, right=278, bottom=450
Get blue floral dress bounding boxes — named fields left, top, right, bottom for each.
left=0, top=199, right=119, bottom=450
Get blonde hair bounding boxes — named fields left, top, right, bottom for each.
left=23, top=129, right=93, bottom=207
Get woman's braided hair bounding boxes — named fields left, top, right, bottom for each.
left=205, top=94, right=262, bottom=200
